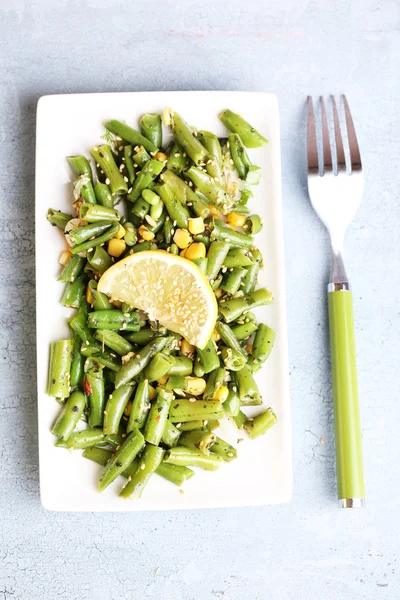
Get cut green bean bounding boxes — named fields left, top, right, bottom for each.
left=211, top=219, right=254, bottom=248
left=103, top=383, right=135, bottom=435
left=90, top=144, right=128, bottom=196
left=228, top=133, right=247, bottom=178
left=196, top=339, right=220, bottom=374
left=140, top=113, right=162, bottom=148
left=155, top=183, right=189, bottom=228
left=249, top=324, right=275, bottom=368
left=186, top=166, right=234, bottom=213
left=164, top=446, right=224, bottom=471
left=236, top=365, right=262, bottom=405
left=70, top=222, right=120, bottom=255
left=87, top=247, right=113, bottom=275
left=85, top=365, right=105, bottom=428
left=94, top=182, right=114, bottom=208
left=88, top=281, right=112, bottom=310
left=70, top=333, right=85, bottom=390
left=125, top=329, right=166, bottom=346
left=47, top=339, right=74, bottom=399
left=99, top=429, right=145, bottom=491
left=241, top=262, right=260, bottom=295
left=123, top=222, right=138, bottom=246
left=192, top=257, right=208, bottom=274
left=156, top=463, right=194, bottom=486
left=204, top=367, right=226, bottom=400
left=52, top=390, right=86, bottom=440
left=245, top=215, right=263, bottom=235
left=206, top=419, right=220, bottom=431
left=67, top=155, right=93, bottom=181
left=197, top=131, right=223, bottom=181
left=124, top=145, right=136, bottom=184
left=93, top=330, right=133, bottom=356
left=127, top=160, right=164, bottom=202
left=161, top=419, right=181, bottom=448
left=115, top=336, right=172, bottom=388
left=221, top=347, right=247, bottom=371
left=166, top=142, right=187, bottom=174
left=143, top=387, right=173, bottom=445
left=70, top=221, right=113, bottom=246
left=210, top=436, right=237, bottom=462
left=88, top=310, right=140, bottom=331
left=219, top=109, right=268, bottom=148
left=58, top=255, right=85, bottom=283
left=179, top=429, right=216, bottom=454
left=133, top=146, right=151, bottom=168
left=232, top=409, right=247, bottom=429
left=206, top=241, right=230, bottom=281
left=244, top=407, right=277, bottom=439
left=231, top=320, right=258, bottom=340
left=120, top=444, right=165, bottom=499
left=175, top=420, right=205, bottom=431
left=166, top=109, right=208, bottom=165
left=223, top=389, right=240, bottom=417
left=79, top=204, right=120, bottom=223
left=47, top=209, right=73, bottom=229
left=224, top=249, right=253, bottom=268
left=161, top=170, right=210, bottom=219
left=219, top=288, right=273, bottom=323
left=73, top=176, right=96, bottom=205
left=105, top=120, right=158, bottom=153
left=61, top=276, right=85, bottom=309
left=144, top=352, right=174, bottom=382
left=215, top=322, right=247, bottom=358
left=169, top=400, right=224, bottom=423
left=55, top=429, right=108, bottom=449
left=220, top=266, right=246, bottom=294
left=169, top=356, right=193, bottom=376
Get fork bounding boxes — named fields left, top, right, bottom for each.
left=307, top=95, right=365, bottom=508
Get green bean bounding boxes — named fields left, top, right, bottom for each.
left=130, top=197, right=150, bottom=221
left=234, top=203, right=250, bottom=215
left=169, top=356, right=193, bottom=376
left=196, top=339, right=220, bottom=374
left=73, top=176, right=96, bottom=205
left=223, top=388, right=240, bottom=417
left=125, top=329, right=166, bottom=346
left=87, top=281, right=111, bottom=310
left=70, top=221, right=113, bottom=246
left=166, top=110, right=208, bottom=165
left=246, top=166, right=262, bottom=185
left=241, top=263, right=259, bottom=295
left=140, top=113, right=162, bottom=148
left=166, top=142, right=187, bottom=174
left=120, top=444, right=165, bottom=499
left=211, top=275, right=222, bottom=291
left=143, top=387, right=173, bottom=445
left=70, top=313, right=100, bottom=350
left=123, top=222, right=138, bottom=246
left=244, top=407, right=277, bottom=439
left=127, top=160, right=164, bottom=202
left=87, top=247, right=113, bottom=276
left=219, top=288, right=273, bottom=323
left=79, top=204, right=120, bottom=223
left=163, top=446, right=224, bottom=471
left=93, top=330, right=133, bottom=356
left=90, top=145, right=128, bottom=196
left=204, top=367, right=226, bottom=400
left=215, top=322, right=246, bottom=358
left=58, top=255, right=85, bottom=283
left=206, top=419, right=220, bottom=431
left=105, top=120, right=158, bottom=153
left=55, top=429, right=108, bottom=449
left=83, top=447, right=112, bottom=466
left=124, top=145, right=136, bottom=184
left=210, top=436, right=237, bottom=461
left=206, top=241, right=230, bottom=281
left=249, top=324, right=275, bottom=368
left=142, top=189, right=161, bottom=206
left=47, top=339, right=74, bottom=399
left=221, top=347, right=247, bottom=371
left=155, top=183, right=189, bottom=228
left=70, top=222, right=120, bottom=255
left=52, top=390, right=86, bottom=439
left=169, top=243, right=179, bottom=255
left=85, top=365, right=105, bottom=428
left=245, top=215, right=263, bottom=235
left=88, top=310, right=141, bottom=332
left=161, top=170, right=210, bottom=219
left=147, top=209, right=166, bottom=234
left=186, top=166, right=234, bottom=213
left=94, top=182, right=114, bottom=208
left=115, top=336, right=172, bottom=388
left=47, top=209, right=72, bottom=229
left=161, top=419, right=181, bottom=448
left=82, top=349, right=121, bottom=372
left=219, top=109, right=268, bottom=148
left=61, top=276, right=85, bottom=309
left=193, top=356, right=205, bottom=377
left=231, top=320, right=258, bottom=340
left=211, top=220, right=254, bottom=249
left=163, top=217, right=174, bottom=245
left=169, top=399, right=224, bottom=423
left=103, top=383, right=135, bottom=435
left=175, top=420, right=205, bottom=431
left=105, top=430, right=124, bottom=447
left=133, top=146, right=151, bottom=168
left=236, top=365, right=262, bottom=405
left=165, top=375, right=186, bottom=393
left=127, top=380, right=151, bottom=431
left=70, top=333, right=85, bottom=390
left=232, top=409, right=247, bottom=429
left=241, top=187, right=253, bottom=204
left=67, top=155, right=93, bottom=181
left=144, top=352, right=174, bottom=382
left=99, top=429, right=145, bottom=491
left=179, top=429, right=216, bottom=454
left=220, top=266, right=246, bottom=294
left=224, top=249, right=253, bottom=268
left=192, top=257, right=208, bottom=274
left=156, top=463, right=194, bottom=486
left=228, top=133, right=247, bottom=178
left=197, top=131, right=223, bottom=181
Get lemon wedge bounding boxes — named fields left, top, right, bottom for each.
left=98, top=251, right=218, bottom=349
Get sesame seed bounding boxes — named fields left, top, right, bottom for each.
left=105, top=178, right=110, bottom=185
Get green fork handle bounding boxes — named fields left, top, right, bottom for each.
left=328, top=287, right=365, bottom=507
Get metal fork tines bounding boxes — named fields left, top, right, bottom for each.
left=307, top=95, right=364, bottom=286
left=306, top=95, right=365, bottom=508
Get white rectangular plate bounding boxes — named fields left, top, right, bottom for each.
left=36, top=91, right=291, bottom=511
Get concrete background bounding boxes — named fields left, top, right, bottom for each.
left=0, top=0, right=399, bottom=598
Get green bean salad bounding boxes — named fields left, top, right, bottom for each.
left=47, top=107, right=277, bottom=499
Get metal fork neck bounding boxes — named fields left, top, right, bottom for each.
left=329, top=245, right=350, bottom=289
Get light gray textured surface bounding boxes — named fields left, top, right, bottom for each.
left=0, top=0, right=399, bottom=598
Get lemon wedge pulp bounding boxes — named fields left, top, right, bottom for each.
left=97, top=251, right=218, bottom=349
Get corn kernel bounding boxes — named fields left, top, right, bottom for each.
left=184, top=242, right=206, bottom=261
left=173, top=228, right=192, bottom=249
left=208, top=204, right=224, bottom=219
left=124, top=401, right=132, bottom=416
left=138, top=225, right=155, bottom=241
left=115, top=224, right=126, bottom=239
left=188, top=217, right=205, bottom=235
left=108, top=238, right=126, bottom=257
left=157, top=374, right=169, bottom=385
left=149, top=385, right=156, bottom=400
left=59, top=250, right=72, bottom=267
left=211, top=328, right=221, bottom=342
left=180, top=248, right=187, bottom=257
left=180, top=340, right=195, bottom=357
left=214, top=287, right=223, bottom=299
left=186, top=377, right=206, bottom=396
left=227, top=212, right=247, bottom=227
left=214, top=386, right=229, bottom=403
left=86, top=285, right=94, bottom=305
left=154, top=151, right=168, bottom=162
